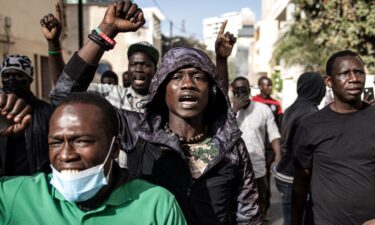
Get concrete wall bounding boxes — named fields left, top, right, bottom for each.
left=0, top=0, right=61, bottom=98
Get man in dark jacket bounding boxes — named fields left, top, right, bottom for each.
left=0, top=55, right=54, bottom=176
left=273, top=72, right=326, bottom=225
left=50, top=1, right=261, bottom=224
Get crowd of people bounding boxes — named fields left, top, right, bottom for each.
left=0, top=0, right=374, bottom=225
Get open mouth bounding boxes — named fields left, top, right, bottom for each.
left=179, top=95, right=198, bottom=103
left=133, top=74, right=146, bottom=81
left=133, top=75, right=146, bottom=86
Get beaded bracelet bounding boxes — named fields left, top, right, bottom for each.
left=94, top=28, right=116, bottom=47
left=48, top=50, right=62, bottom=55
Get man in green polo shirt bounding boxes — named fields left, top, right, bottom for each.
left=0, top=91, right=186, bottom=225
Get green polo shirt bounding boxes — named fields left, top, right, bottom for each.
left=0, top=173, right=186, bottom=225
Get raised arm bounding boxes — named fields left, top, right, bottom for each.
left=40, top=2, right=65, bottom=85
left=77, top=0, right=145, bottom=64
left=49, top=0, right=145, bottom=106
left=215, top=20, right=237, bottom=93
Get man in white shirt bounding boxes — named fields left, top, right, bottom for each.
left=231, top=76, right=282, bottom=220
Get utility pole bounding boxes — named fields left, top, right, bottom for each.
left=181, top=20, right=185, bottom=33
left=78, top=0, right=83, bottom=48
left=169, top=21, right=173, bottom=48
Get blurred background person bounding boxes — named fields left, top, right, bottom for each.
left=101, top=70, right=118, bottom=85
left=274, top=72, right=326, bottom=225
left=122, top=71, right=131, bottom=87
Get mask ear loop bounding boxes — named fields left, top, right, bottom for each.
left=101, top=136, right=116, bottom=178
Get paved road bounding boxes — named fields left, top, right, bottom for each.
left=266, top=175, right=283, bottom=225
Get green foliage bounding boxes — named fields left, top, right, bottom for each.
left=271, top=70, right=283, bottom=92
left=272, top=0, right=375, bottom=74
left=227, top=61, right=238, bottom=82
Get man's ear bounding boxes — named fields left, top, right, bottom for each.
left=324, top=75, right=332, bottom=88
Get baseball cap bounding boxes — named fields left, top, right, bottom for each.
left=0, top=55, right=34, bottom=80
left=127, top=41, right=160, bottom=65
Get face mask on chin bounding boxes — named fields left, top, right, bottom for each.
left=50, top=136, right=116, bottom=203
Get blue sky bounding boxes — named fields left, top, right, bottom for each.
left=136, top=0, right=261, bottom=40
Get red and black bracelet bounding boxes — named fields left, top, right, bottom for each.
left=95, top=28, right=116, bottom=47
left=88, top=28, right=116, bottom=51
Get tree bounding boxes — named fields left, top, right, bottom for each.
left=272, top=0, right=375, bottom=74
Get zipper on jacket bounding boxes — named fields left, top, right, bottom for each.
left=186, top=134, right=242, bottom=197
left=198, top=134, right=241, bottom=179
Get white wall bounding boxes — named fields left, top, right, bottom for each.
left=0, top=0, right=61, bottom=97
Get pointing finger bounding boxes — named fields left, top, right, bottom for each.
left=55, top=2, right=62, bottom=23
left=217, top=20, right=228, bottom=37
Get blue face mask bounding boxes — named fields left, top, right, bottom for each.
left=50, top=137, right=116, bottom=202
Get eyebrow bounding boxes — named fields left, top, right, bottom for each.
left=48, top=134, right=95, bottom=139
left=338, top=67, right=365, bottom=73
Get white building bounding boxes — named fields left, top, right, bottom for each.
left=251, top=0, right=299, bottom=109
left=203, top=8, right=256, bottom=79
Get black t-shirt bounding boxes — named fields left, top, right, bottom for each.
left=295, top=104, right=375, bottom=225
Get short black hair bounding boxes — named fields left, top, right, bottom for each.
left=101, top=70, right=118, bottom=84
left=326, top=50, right=365, bottom=77
left=231, top=76, right=250, bottom=87
left=57, top=92, right=119, bottom=137
left=258, top=76, right=272, bottom=86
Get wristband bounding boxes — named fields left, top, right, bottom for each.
left=88, top=29, right=114, bottom=51
left=88, top=30, right=112, bottom=51
left=94, top=28, right=116, bottom=47
left=48, top=50, right=62, bottom=55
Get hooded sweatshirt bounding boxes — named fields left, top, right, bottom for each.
left=50, top=48, right=262, bottom=225
left=275, top=72, right=326, bottom=181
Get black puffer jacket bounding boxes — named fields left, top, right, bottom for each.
left=50, top=49, right=262, bottom=225
left=0, top=95, right=53, bottom=176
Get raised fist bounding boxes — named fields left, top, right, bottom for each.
left=98, top=0, right=146, bottom=38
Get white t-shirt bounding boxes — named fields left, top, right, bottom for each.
left=236, top=101, right=280, bottom=178
left=88, top=83, right=149, bottom=113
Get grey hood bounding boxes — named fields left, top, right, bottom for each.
left=134, top=47, right=241, bottom=153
